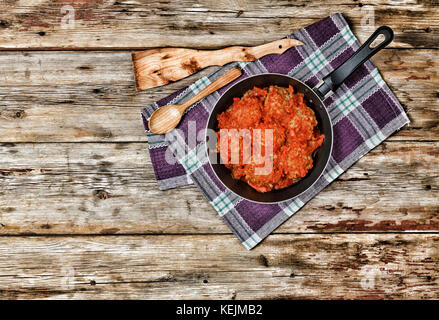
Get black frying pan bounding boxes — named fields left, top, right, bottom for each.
left=206, top=26, right=394, bottom=203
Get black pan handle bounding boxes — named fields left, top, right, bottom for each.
left=314, top=26, right=394, bottom=100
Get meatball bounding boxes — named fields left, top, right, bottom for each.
left=262, top=85, right=294, bottom=122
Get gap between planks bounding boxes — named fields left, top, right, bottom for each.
left=0, top=47, right=437, bottom=52
left=0, top=231, right=439, bottom=237
left=0, top=139, right=437, bottom=144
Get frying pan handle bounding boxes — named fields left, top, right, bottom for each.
left=314, top=26, right=394, bottom=100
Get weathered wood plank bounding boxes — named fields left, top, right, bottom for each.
left=0, top=0, right=437, bottom=49
left=0, top=49, right=437, bottom=142
left=0, top=234, right=437, bottom=299
left=1, top=141, right=437, bottom=235
left=0, top=0, right=437, bottom=302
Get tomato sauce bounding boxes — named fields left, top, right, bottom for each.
left=217, top=85, right=324, bottom=193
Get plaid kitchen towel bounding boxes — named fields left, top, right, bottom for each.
left=141, top=13, right=410, bottom=249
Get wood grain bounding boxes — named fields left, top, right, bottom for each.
left=0, top=0, right=438, bottom=300
left=0, top=141, right=437, bottom=235
left=0, top=49, right=437, bottom=142
left=0, top=0, right=437, bottom=49
left=0, top=234, right=437, bottom=299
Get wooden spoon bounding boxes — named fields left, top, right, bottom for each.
left=148, top=67, right=242, bottom=134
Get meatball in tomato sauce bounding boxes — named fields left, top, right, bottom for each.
left=217, top=85, right=324, bottom=193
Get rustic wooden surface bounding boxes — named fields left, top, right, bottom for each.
left=0, top=0, right=438, bottom=300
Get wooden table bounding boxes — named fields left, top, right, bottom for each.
left=0, top=0, right=437, bottom=299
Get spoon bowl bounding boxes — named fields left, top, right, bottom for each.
left=148, top=104, right=183, bottom=134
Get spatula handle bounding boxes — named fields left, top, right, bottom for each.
left=178, top=67, right=243, bottom=112
left=203, top=38, right=304, bottom=66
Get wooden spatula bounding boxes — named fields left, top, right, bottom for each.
left=131, top=38, right=303, bottom=90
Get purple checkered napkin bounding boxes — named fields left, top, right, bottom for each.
left=141, top=13, right=409, bottom=249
